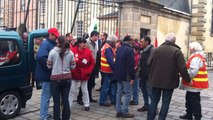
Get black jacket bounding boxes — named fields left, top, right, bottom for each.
left=148, top=41, right=190, bottom=89
left=113, top=43, right=135, bottom=82
left=139, top=44, right=154, bottom=80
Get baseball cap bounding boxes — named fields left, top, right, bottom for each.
left=48, top=28, right=60, bottom=38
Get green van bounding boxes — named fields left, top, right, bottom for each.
left=0, top=29, right=48, bottom=119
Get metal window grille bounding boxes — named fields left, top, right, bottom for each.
left=76, top=21, right=83, bottom=37
left=56, top=22, right=62, bottom=31
left=39, top=23, right=45, bottom=28
left=104, top=0, right=113, bottom=5
left=40, top=0, right=46, bottom=14
left=79, top=0, right=84, bottom=10
left=0, top=0, right=119, bottom=36
left=58, top=0, right=63, bottom=12
left=20, top=1, right=25, bottom=11
left=211, top=10, right=213, bottom=36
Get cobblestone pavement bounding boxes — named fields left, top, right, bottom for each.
left=11, top=70, right=213, bottom=120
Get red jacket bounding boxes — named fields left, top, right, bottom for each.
left=71, top=46, right=95, bottom=81
left=134, top=52, right=140, bottom=70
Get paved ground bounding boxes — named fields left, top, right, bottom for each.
left=11, top=70, right=213, bottom=120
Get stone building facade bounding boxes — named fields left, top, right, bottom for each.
left=118, top=0, right=213, bottom=57
left=191, top=0, right=213, bottom=53
left=119, top=0, right=191, bottom=56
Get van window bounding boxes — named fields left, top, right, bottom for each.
left=0, top=40, right=20, bottom=67
left=34, top=37, right=45, bottom=60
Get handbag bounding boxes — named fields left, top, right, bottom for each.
left=50, top=73, right=72, bottom=81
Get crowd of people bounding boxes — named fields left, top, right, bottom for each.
left=34, top=28, right=209, bottom=120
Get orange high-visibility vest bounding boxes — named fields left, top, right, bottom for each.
left=182, top=53, right=209, bottom=89
left=100, top=43, right=115, bottom=73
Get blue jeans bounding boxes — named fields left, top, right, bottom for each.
left=132, top=78, right=139, bottom=104
left=116, top=81, right=132, bottom=114
left=99, top=73, right=116, bottom=104
left=140, top=78, right=152, bottom=108
left=147, top=87, right=174, bottom=120
left=40, top=82, right=52, bottom=119
left=51, top=80, right=71, bottom=120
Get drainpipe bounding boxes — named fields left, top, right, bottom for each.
left=24, top=0, right=31, bottom=31
left=71, top=0, right=81, bottom=33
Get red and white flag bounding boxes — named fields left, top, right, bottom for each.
left=154, top=37, right=158, bottom=47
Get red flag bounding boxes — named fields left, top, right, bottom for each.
left=115, top=27, right=119, bottom=38
left=115, top=20, right=119, bottom=39
left=154, top=37, right=158, bottom=47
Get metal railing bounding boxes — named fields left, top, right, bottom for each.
left=0, top=0, right=119, bottom=36
left=205, top=52, right=213, bottom=67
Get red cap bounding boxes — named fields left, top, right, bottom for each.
left=48, top=28, right=60, bottom=38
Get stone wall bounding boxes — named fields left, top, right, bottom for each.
left=202, top=0, right=213, bottom=52
left=119, top=0, right=190, bottom=42
left=190, top=0, right=207, bottom=44
left=118, top=0, right=213, bottom=54
left=119, top=0, right=159, bottom=40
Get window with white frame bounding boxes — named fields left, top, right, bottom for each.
left=79, top=0, right=84, bottom=10
left=211, top=9, right=213, bottom=36
left=40, top=0, right=46, bottom=14
left=0, top=7, right=3, bottom=18
left=20, top=1, right=25, bottom=11
left=104, top=0, right=113, bottom=5
left=58, top=0, right=63, bottom=12
left=39, top=23, right=45, bottom=28
left=0, top=7, right=2, bottom=13
left=0, top=18, right=3, bottom=26
left=76, top=21, right=83, bottom=37
left=56, top=22, right=62, bottom=31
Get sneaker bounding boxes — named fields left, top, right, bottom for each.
left=39, top=115, right=52, bottom=120
left=137, top=106, right=148, bottom=112
left=130, top=100, right=138, bottom=105
left=85, top=106, right=90, bottom=111
left=116, top=112, right=123, bottom=118
left=121, top=113, right=134, bottom=118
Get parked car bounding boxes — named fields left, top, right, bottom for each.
left=0, top=29, right=48, bottom=119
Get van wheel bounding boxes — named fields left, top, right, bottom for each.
left=0, top=91, right=22, bottom=119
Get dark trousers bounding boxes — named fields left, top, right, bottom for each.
left=51, top=80, right=71, bottom=120
left=140, top=78, right=152, bottom=108
left=77, top=69, right=96, bottom=101
left=185, top=91, right=202, bottom=120
left=100, top=72, right=104, bottom=87
left=147, top=87, right=174, bottom=120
